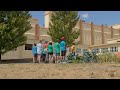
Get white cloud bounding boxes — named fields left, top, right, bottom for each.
left=81, top=13, right=89, bottom=19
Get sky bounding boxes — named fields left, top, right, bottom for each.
left=30, top=11, right=120, bottom=26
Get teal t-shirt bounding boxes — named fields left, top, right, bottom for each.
left=54, top=42, right=60, bottom=54
left=48, top=45, right=53, bottom=53
left=42, top=47, right=47, bottom=54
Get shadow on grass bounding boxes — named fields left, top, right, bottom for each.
left=0, top=58, right=33, bottom=64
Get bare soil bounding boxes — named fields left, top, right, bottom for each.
left=0, top=60, right=120, bottom=79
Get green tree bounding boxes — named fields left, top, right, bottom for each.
left=47, top=11, right=80, bottom=46
left=0, top=11, right=32, bottom=60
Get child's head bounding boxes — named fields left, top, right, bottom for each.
left=45, top=41, right=48, bottom=44
left=56, top=39, right=59, bottom=43
left=39, top=40, right=42, bottom=43
left=61, top=37, right=65, bottom=41
left=34, top=43, right=36, bottom=46
left=49, top=41, right=52, bottom=45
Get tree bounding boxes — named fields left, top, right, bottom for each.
left=47, top=11, right=80, bottom=46
left=0, top=11, right=32, bottom=60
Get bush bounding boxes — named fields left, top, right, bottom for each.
left=97, top=52, right=120, bottom=63
left=67, top=53, right=74, bottom=60
left=66, top=53, right=83, bottom=63
left=83, top=50, right=97, bottom=63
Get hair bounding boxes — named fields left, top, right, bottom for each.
left=73, top=43, right=75, bottom=45
left=61, top=37, right=65, bottom=41
left=45, top=41, right=48, bottom=44
left=56, top=39, right=59, bottom=42
left=34, top=43, right=36, bottom=46
left=39, top=40, right=42, bottom=43
left=49, top=42, right=52, bottom=45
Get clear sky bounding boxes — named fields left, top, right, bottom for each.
left=30, top=11, right=120, bottom=26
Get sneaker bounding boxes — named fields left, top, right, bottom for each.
left=33, top=61, right=36, bottom=63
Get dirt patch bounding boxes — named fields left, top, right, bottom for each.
left=0, top=62, right=120, bottom=79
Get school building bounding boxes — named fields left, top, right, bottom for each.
left=1, top=11, right=120, bottom=60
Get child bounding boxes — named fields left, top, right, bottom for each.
left=43, top=41, right=48, bottom=63
left=42, top=46, right=47, bottom=63
left=47, top=41, right=53, bottom=63
left=37, top=40, right=43, bottom=63
left=32, top=43, right=37, bottom=63
left=54, top=40, right=60, bottom=63
left=71, top=43, right=76, bottom=56
left=60, top=37, right=66, bottom=62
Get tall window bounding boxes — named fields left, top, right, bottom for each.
left=110, top=47, right=118, bottom=52
left=76, top=48, right=81, bottom=53
left=96, top=48, right=100, bottom=53
left=25, top=44, right=32, bottom=50
left=92, top=48, right=100, bottom=53
left=83, top=49, right=87, bottom=53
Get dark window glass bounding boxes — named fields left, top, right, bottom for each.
left=25, top=44, right=32, bottom=50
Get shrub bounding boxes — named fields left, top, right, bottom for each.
left=97, top=52, right=120, bottom=63
left=83, top=50, right=97, bottom=63
left=66, top=53, right=83, bottom=63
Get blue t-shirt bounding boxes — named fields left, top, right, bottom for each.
left=32, top=46, right=37, bottom=55
left=60, top=41, right=66, bottom=51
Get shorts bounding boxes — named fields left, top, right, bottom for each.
left=72, top=52, right=75, bottom=56
left=42, top=54, right=46, bottom=62
left=37, top=51, right=42, bottom=55
left=33, top=54, right=37, bottom=58
left=61, top=51, right=66, bottom=56
left=48, top=52, right=53, bottom=58
left=48, top=52, right=53, bottom=55
left=56, top=53, right=60, bottom=56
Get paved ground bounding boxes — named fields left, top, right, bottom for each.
left=0, top=60, right=120, bottom=79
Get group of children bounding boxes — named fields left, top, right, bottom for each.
left=32, top=37, right=66, bottom=63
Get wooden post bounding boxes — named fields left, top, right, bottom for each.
left=111, top=26, right=113, bottom=38
left=79, top=20, right=83, bottom=45
left=0, top=53, right=1, bottom=61
left=101, top=24, right=105, bottom=44
left=119, top=28, right=120, bottom=37
left=35, top=24, right=39, bottom=40
left=91, top=22, right=94, bottom=45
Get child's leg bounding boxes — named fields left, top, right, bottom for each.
left=33, top=56, right=35, bottom=63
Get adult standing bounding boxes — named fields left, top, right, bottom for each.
left=37, top=40, right=43, bottom=63
left=60, top=37, right=66, bottom=63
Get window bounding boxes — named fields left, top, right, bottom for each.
left=110, top=47, right=118, bottom=52
left=101, top=48, right=108, bottom=53
left=25, top=44, right=32, bottom=50
left=76, top=48, right=81, bottom=53
left=83, top=49, right=87, bottom=53
left=93, top=48, right=100, bottom=53
left=96, top=48, right=100, bottom=53
left=110, top=47, right=113, bottom=52
left=115, top=47, right=118, bottom=52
